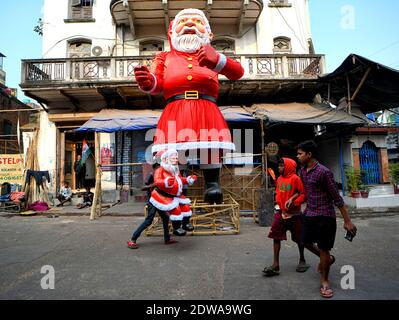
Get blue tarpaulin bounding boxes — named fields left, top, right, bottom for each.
left=75, top=107, right=256, bottom=133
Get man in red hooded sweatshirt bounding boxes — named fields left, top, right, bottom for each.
left=134, top=8, right=244, bottom=205
left=263, top=157, right=310, bottom=276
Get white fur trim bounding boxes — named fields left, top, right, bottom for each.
left=161, top=149, right=178, bottom=162
left=169, top=213, right=184, bottom=221
left=213, top=53, right=227, bottom=73
left=149, top=197, right=179, bottom=211
left=179, top=197, right=191, bottom=204
left=152, top=141, right=235, bottom=153
left=187, top=176, right=195, bottom=186
left=164, top=177, right=173, bottom=188
left=176, top=175, right=183, bottom=196
left=182, top=210, right=192, bottom=218
left=139, top=73, right=157, bottom=94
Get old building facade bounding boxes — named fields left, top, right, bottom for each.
left=21, top=0, right=340, bottom=205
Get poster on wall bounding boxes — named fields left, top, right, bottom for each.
left=0, top=154, right=24, bottom=185
left=100, top=143, right=115, bottom=171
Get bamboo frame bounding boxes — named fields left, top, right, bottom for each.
left=90, top=132, right=102, bottom=220
left=145, top=194, right=240, bottom=236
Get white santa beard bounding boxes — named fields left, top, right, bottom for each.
left=172, top=32, right=210, bottom=53
left=161, top=162, right=180, bottom=176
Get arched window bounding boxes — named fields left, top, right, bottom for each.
left=67, top=39, right=95, bottom=79
left=139, top=40, right=164, bottom=56
left=67, top=39, right=92, bottom=58
left=273, top=37, right=292, bottom=53
left=211, top=38, right=235, bottom=54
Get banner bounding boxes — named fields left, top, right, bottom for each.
left=100, top=143, right=115, bottom=171
left=0, top=154, right=24, bottom=184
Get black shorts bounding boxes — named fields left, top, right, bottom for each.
left=301, top=215, right=337, bottom=251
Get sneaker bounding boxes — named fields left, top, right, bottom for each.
left=127, top=240, right=139, bottom=249
left=165, top=239, right=178, bottom=245
left=173, top=228, right=187, bottom=236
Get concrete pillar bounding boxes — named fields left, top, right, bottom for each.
left=379, top=148, right=390, bottom=183
left=352, top=149, right=360, bottom=170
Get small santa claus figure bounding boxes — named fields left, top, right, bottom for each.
left=149, top=149, right=197, bottom=236
left=134, top=8, right=244, bottom=204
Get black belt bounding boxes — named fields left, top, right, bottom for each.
left=154, top=187, right=176, bottom=199
left=165, top=92, right=217, bottom=105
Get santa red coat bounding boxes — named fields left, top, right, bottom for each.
left=149, top=166, right=196, bottom=221
left=144, top=49, right=244, bottom=153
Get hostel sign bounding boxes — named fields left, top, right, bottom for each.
left=0, top=154, right=24, bottom=184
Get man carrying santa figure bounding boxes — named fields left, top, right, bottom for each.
left=149, top=149, right=197, bottom=236
left=134, top=8, right=244, bottom=204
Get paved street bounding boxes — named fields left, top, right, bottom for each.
left=0, top=213, right=398, bottom=300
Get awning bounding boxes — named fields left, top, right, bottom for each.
left=320, top=54, right=399, bottom=113
left=251, top=102, right=369, bottom=125
left=75, top=103, right=367, bottom=133
left=75, top=107, right=256, bottom=133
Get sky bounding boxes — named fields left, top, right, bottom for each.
left=0, top=0, right=399, bottom=101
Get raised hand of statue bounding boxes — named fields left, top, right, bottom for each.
left=189, top=175, right=197, bottom=183
left=198, top=45, right=219, bottom=70
left=134, top=65, right=154, bottom=91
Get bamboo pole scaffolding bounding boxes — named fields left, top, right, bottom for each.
left=145, top=194, right=240, bottom=236
left=90, top=132, right=102, bottom=220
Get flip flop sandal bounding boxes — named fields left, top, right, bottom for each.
left=296, top=262, right=310, bottom=272
left=262, top=266, right=280, bottom=277
left=320, top=285, right=334, bottom=298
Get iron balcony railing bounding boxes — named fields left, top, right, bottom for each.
left=21, top=54, right=325, bottom=85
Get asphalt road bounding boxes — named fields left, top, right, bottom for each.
left=0, top=214, right=398, bottom=300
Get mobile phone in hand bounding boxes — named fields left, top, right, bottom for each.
left=345, top=230, right=355, bottom=242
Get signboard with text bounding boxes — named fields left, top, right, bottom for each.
left=0, top=154, right=24, bottom=184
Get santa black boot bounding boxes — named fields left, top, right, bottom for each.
left=182, top=216, right=194, bottom=231
left=171, top=220, right=186, bottom=236
left=203, top=168, right=223, bottom=204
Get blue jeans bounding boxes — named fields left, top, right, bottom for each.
left=131, top=202, right=170, bottom=242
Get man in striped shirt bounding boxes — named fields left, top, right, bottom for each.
left=297, top=140, right=357, bottom=298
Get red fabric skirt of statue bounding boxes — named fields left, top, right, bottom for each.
left=152, top=99, right=235, bottom=153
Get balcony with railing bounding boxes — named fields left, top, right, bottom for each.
left=21, top=54, right=325, bottom=85
left=20, top=54, right=325, bottom=109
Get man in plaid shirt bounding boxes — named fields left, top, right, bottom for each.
left=297, top=140, right=357, bottom=298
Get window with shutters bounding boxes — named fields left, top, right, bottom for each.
left=268, top=0, right=292, bottom=7
left=211, top=39, right=235, bottom=54
left=68, top=0, right=94, bottom=20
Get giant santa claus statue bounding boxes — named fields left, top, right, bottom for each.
left=150, top=149, right=197, bottom=236
left=134, top=8, right=244, bottom=204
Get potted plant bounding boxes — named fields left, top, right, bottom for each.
left=359, top=170, right=373, bottom=198
left=359, top=184, right=372, bottom=198
left=388, top=162, right=399, bottom=194
left=345, top=166, right=361, bottom=198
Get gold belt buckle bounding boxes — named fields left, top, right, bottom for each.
left=184, top=91, right=199, bottom=100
